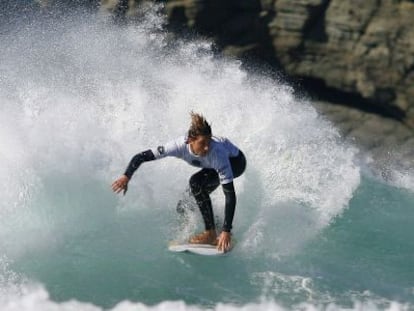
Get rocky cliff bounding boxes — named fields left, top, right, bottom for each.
left=164, top=0, right=414, bottom=129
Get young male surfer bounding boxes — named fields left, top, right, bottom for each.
left=112, top=112, right=246, bottom=252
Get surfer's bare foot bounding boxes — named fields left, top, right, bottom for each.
left=189, top=230, right=217, bottom=245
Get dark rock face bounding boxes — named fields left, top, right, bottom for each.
left=162, top=0, right=414, bottom=128
left=271, top=1, right=414, bottom=123
left=166, top=0, right=272, bottom=57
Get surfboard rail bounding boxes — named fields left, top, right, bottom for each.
left=168, top=241, right=229, bottom=256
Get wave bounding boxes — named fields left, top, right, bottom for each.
left=5, top=3, right=409, bottom=310
left=0, top=285, right=411, bottom=311
left=0, top=4, right=360, bottom=260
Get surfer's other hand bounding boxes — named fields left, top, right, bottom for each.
left=112, top=175, right=129, bottom=195
left=217, top=231, right=231, bottom=252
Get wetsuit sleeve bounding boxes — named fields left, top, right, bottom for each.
left=124, top=149, right=156, bottom=179
left=222, top=182, right=236, bottom=232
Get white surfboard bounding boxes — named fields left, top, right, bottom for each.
left=168, top=242, right=230, bottom=256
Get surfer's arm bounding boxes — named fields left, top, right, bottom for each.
left=112, top=150, right=156, bottom=195
left=217, top=182, right=235, bottom=252
left=222, top=181, right=236, bottom=232
left=124, top=149, right=156, bottom=179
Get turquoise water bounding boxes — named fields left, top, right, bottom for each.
left=6, top=177, right=414, bottom=309
left=0, top=5, right=413, bottom=311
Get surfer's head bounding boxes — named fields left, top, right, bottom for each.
left=187, top=112, right=212, bottom=156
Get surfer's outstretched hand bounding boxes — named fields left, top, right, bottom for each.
left=112, top=175, right=129, bottom=195
left=217, top=231, right=231, bottom=252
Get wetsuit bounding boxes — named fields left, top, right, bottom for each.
left=124, top=135, right=246, bottom=233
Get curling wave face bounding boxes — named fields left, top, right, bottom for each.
left=1, top=3, right=412, bottom=311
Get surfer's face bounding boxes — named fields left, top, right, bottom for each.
left=189, top=135, right=211, bottom=156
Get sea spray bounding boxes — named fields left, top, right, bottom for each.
left=4, top=4, right=411, bottom=310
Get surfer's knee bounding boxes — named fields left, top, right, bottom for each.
left=189, top=174, right=202, bottom=196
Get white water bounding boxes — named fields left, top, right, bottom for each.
left=0, top=284, right=411, bottom=311
left=0, top=4, right=387, bottom=311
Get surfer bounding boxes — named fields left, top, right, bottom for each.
left=112, top=112, right=246, bottom=252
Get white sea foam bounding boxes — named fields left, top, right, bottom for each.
left=389, top=169, right=414, bottom=192
left=0, top=4, right=364, bottom=306
left=0, top=285, right=411, bottom=311
left=358, top=151, right=414, bottom=193
left=0, top=10, right=360, bottom=256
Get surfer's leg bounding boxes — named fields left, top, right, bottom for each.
left=189, top=168, right=220, bottom=230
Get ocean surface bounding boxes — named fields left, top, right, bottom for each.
left=0, top=4, right=413, bottom=311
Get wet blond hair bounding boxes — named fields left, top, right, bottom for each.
left=188, top=112, right=212, bottom=138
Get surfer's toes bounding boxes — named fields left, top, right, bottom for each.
left=189, top=230, right=217, bottom=245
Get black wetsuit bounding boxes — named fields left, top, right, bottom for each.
left=188, top=151, right=246, bottom=232
left=124, top=136, right=246, bottom=233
